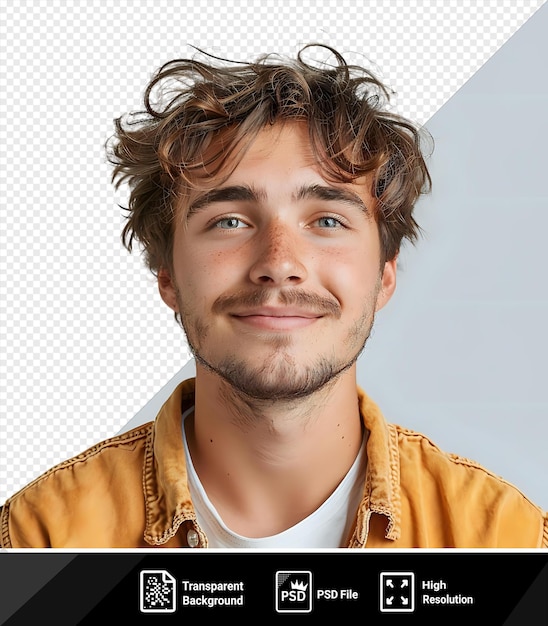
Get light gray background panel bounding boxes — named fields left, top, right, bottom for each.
left=359, top=4, right=548, bottom=507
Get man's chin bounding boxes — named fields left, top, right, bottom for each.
left=194, top=351, right=356, bottom=402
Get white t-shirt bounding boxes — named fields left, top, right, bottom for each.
left=181, top=407, right=367, bottom=548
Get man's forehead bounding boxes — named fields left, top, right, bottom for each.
left=179, top=121, right=376, bottom=214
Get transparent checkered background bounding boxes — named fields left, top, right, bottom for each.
left=1, top=0, right=545, bottom=503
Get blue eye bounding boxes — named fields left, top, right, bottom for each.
left=215, top=217, right=247, bottom=229
left=317, top=217, right=342, bottom=228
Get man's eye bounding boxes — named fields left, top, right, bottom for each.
left=215, top=217, right=247, bottom=229
left=316, top=216, right=343, bottom=228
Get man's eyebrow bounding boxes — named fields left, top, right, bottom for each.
left=186, top=183, right=370, bottom=216
left=188, top=185, right=266, bottom=215
left=293, top=184, right=370, bottom=215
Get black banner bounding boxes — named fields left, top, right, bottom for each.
left=0, top=551, right=546, bottom=623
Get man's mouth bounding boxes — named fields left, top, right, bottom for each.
left=231, top=306, right=323, bottom=330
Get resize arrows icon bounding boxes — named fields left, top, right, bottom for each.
left=380, top=572, right=415, bottom=613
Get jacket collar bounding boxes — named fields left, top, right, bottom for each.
left=142, top=378, right=400, bottom=546
left=142, top=379, right=200, bottom=545
left=354, top=391, right=401, bottom=544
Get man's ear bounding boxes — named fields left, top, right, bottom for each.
left=375, top=255, right=397, bottom=312
left=157, top=267, right=179, bottom=313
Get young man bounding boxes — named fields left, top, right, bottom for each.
left=1, top=46, right=546, bottom=548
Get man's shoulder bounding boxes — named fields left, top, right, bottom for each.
left=1, top=422, right=155, bottom=548
left=9, top=422, right=154, bottom=498
left=390, top=423, right=547, bottom=547
left=393, top=423, right=534, bottom=494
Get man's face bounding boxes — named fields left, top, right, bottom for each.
left=159, top=122, right=396, bottom=400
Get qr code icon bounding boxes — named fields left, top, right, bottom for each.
left=139, top=569, right=177, bottom=613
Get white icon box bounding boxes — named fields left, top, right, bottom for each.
left=380, top=571, right=415, bottom=613
left=140, top=569, right=177, bottom=613
left=275, top=570, right=313, bottom=614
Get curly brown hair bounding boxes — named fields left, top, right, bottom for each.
left=107, top=44, right=432, bottom=274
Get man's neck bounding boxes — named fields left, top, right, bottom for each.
left=185, top=364, right=364, bottom=537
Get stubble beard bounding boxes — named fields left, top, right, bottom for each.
left=177, top=288, right=379, bottom=403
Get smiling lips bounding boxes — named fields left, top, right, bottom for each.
left=231, top=306, right=323, bottom=330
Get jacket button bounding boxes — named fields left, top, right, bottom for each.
left=187, top=528, right=200, bottom=547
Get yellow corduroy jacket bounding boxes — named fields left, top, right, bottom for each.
left=2, top=379, right=546, bottom=548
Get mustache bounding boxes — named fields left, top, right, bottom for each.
left=212, top=288, right=342, bottom=318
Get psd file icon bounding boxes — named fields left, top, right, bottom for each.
left=140, top=569, right=177, bottom=613
left=275, top=571, right=313, bottom=613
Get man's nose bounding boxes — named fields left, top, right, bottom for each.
left=248, top=220, right=308, bottom=285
